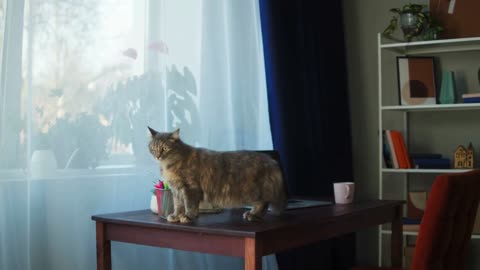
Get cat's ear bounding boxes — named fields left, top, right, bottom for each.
left=148, top=126, right=158, bottom=136
left=171, top=128, right=180, bottom=141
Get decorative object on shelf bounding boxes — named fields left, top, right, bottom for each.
left=454, top=145, right=467, bottom=168
left=407, top=191, right=427, bottom=219
left=466, top=143, right=475, bottom=168
left=454, top=144, right=474, bottom=169
left=430, top=0, right=480, bottom=38
left=397, top=56, right=437, bottom=106
left=439, top=71, right=456, bottom=104
left=382, top=3, right=443, bottom=41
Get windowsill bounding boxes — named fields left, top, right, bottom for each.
left=0, top=164, right=156, bottom=181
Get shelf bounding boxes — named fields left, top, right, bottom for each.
left=382, top=168, right=471, bottom=174
left=382, top=103, right=480, bottom=112
left=380, top=36, right=480, bottom=54
left=381, top=229, right=480, bottom=239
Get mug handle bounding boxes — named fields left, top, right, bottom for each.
left=345, top=185, right=352, bottom=199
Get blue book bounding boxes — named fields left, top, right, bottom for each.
left=410, top=153, right=442, bottom=159
left=463, top=97, right=480, bottom=103
left=403, top=217, right=422, bottom=224
left=413, top=158, right=451, bottom=169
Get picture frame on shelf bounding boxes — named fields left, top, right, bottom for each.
left=396, top=56, right=437, bottom=106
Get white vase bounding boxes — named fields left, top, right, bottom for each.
left=30, top=149, right=58, bottom=179
left=150, top=195, right=158, bottom=214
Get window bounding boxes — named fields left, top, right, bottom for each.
left=1, top=0, right=148, bottom=174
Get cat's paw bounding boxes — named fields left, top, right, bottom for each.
left=167, top=214, right=180, bottom=223
left=179, top=214, right=193, bottom=224
left=243, top=211, right=262, bottom=222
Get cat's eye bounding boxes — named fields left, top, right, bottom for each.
left=162, top=146, right=168, bottom=151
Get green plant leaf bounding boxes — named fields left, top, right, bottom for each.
left=390, top=8, right=401, bottom=14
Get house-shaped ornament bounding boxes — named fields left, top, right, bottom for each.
left=454, top=145, right=467, bottom=169
left=466, top=143, right=475, bottom=169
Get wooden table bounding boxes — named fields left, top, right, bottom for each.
left=92, top=200, right=404, bottom=270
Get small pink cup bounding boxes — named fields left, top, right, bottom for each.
left=334, top=182, right=355, bottom=204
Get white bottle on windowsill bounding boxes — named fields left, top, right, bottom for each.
left=30, top=149, right=58, bottom=179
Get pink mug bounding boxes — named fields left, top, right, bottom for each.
left=334, top=182, right=355, bottom=204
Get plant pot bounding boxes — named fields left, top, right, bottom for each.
left=400, top=13, right=419, bottom=41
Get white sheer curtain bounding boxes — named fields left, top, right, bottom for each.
left=0, top=0, right=277, bottom=269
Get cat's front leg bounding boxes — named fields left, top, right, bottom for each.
left=182, top=188, right=203, bottom=223
left=167, top=188, right=186, bottom=223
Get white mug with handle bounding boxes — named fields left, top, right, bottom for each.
left=334, top=182, right=355, bottom=204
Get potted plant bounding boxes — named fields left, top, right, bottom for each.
left=383, top=4, right=443, bottom=41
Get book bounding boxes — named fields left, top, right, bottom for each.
left=410, top=153, right=442, bottom=159
left=391, top=130, right=409, bottom=169
left=403, top=216, right=422, bottom=232
left=462, top=93, right=480, bottom=98
left=402, top=217, right=422, bottom=225
left=392, top=130, right=411, bottom=169
left=382, top=131, right=393, bottom=168
left=463, top=97, right=480, bottom=103
left=386, top=130, right=399, bottom=168
left=403, top=224, right=421, bottom=231
left=413, top=158, right=451, bottom=169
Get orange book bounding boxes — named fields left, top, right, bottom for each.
left=386, top=130, right=399, bottom=168
left=397, top=131, right=412, bottom=168
left=392, top=130, right=411, bottom=169
left=391, top=131, right=408, bottom=169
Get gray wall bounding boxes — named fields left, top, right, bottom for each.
left=343, top=0, right=480, bottom=267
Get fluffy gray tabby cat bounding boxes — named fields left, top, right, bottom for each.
left=148, top=127, right=287, bottom=223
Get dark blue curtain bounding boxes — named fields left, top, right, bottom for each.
left=259, top=0, right=354, bottom=269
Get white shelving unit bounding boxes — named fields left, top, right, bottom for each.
left=377, top=34, right=480, bottom=267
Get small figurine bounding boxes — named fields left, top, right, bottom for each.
left=454, top=143, right=475, bottom=169
left=454, top=145, right=467, bottom=169
left=466, top=143, right=475, bottom=169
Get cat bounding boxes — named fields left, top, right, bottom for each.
left=148, top=127, right=287, bottom=223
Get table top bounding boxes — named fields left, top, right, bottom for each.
left=92, top=200, right=403, bottom=238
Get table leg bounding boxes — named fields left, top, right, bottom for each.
left=245, top=238, right=262, bottom=270
left=391, top=205, right=403, bottom=267
left=96, top=222, right=111, bottom=270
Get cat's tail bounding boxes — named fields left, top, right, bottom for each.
left=269, top=198, right=287, bottom=216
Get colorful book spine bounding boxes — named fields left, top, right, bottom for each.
left=392, top=130, right=411, bottom=169
left=413, top=158, right=451, bottom=169
left=390, top=130, right=408, bottom=169
left=463, top=97, right=480, bottom=103
left=386, top=130, right=399, bottom=168
left=462, top=93, right=480, bottom=98
left=410, top=153, right=442, bottom=159
left=382, top=130, right=393, bottom=168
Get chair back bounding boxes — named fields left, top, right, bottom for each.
left=412, top=170, right=480, bottom=270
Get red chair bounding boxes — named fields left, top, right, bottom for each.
left=354, top=169, right=480, bottom=270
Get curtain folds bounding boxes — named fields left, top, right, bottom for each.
left=259, top=0, right=355, bottom=269
left=0, top=1, right=277, bottom=269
